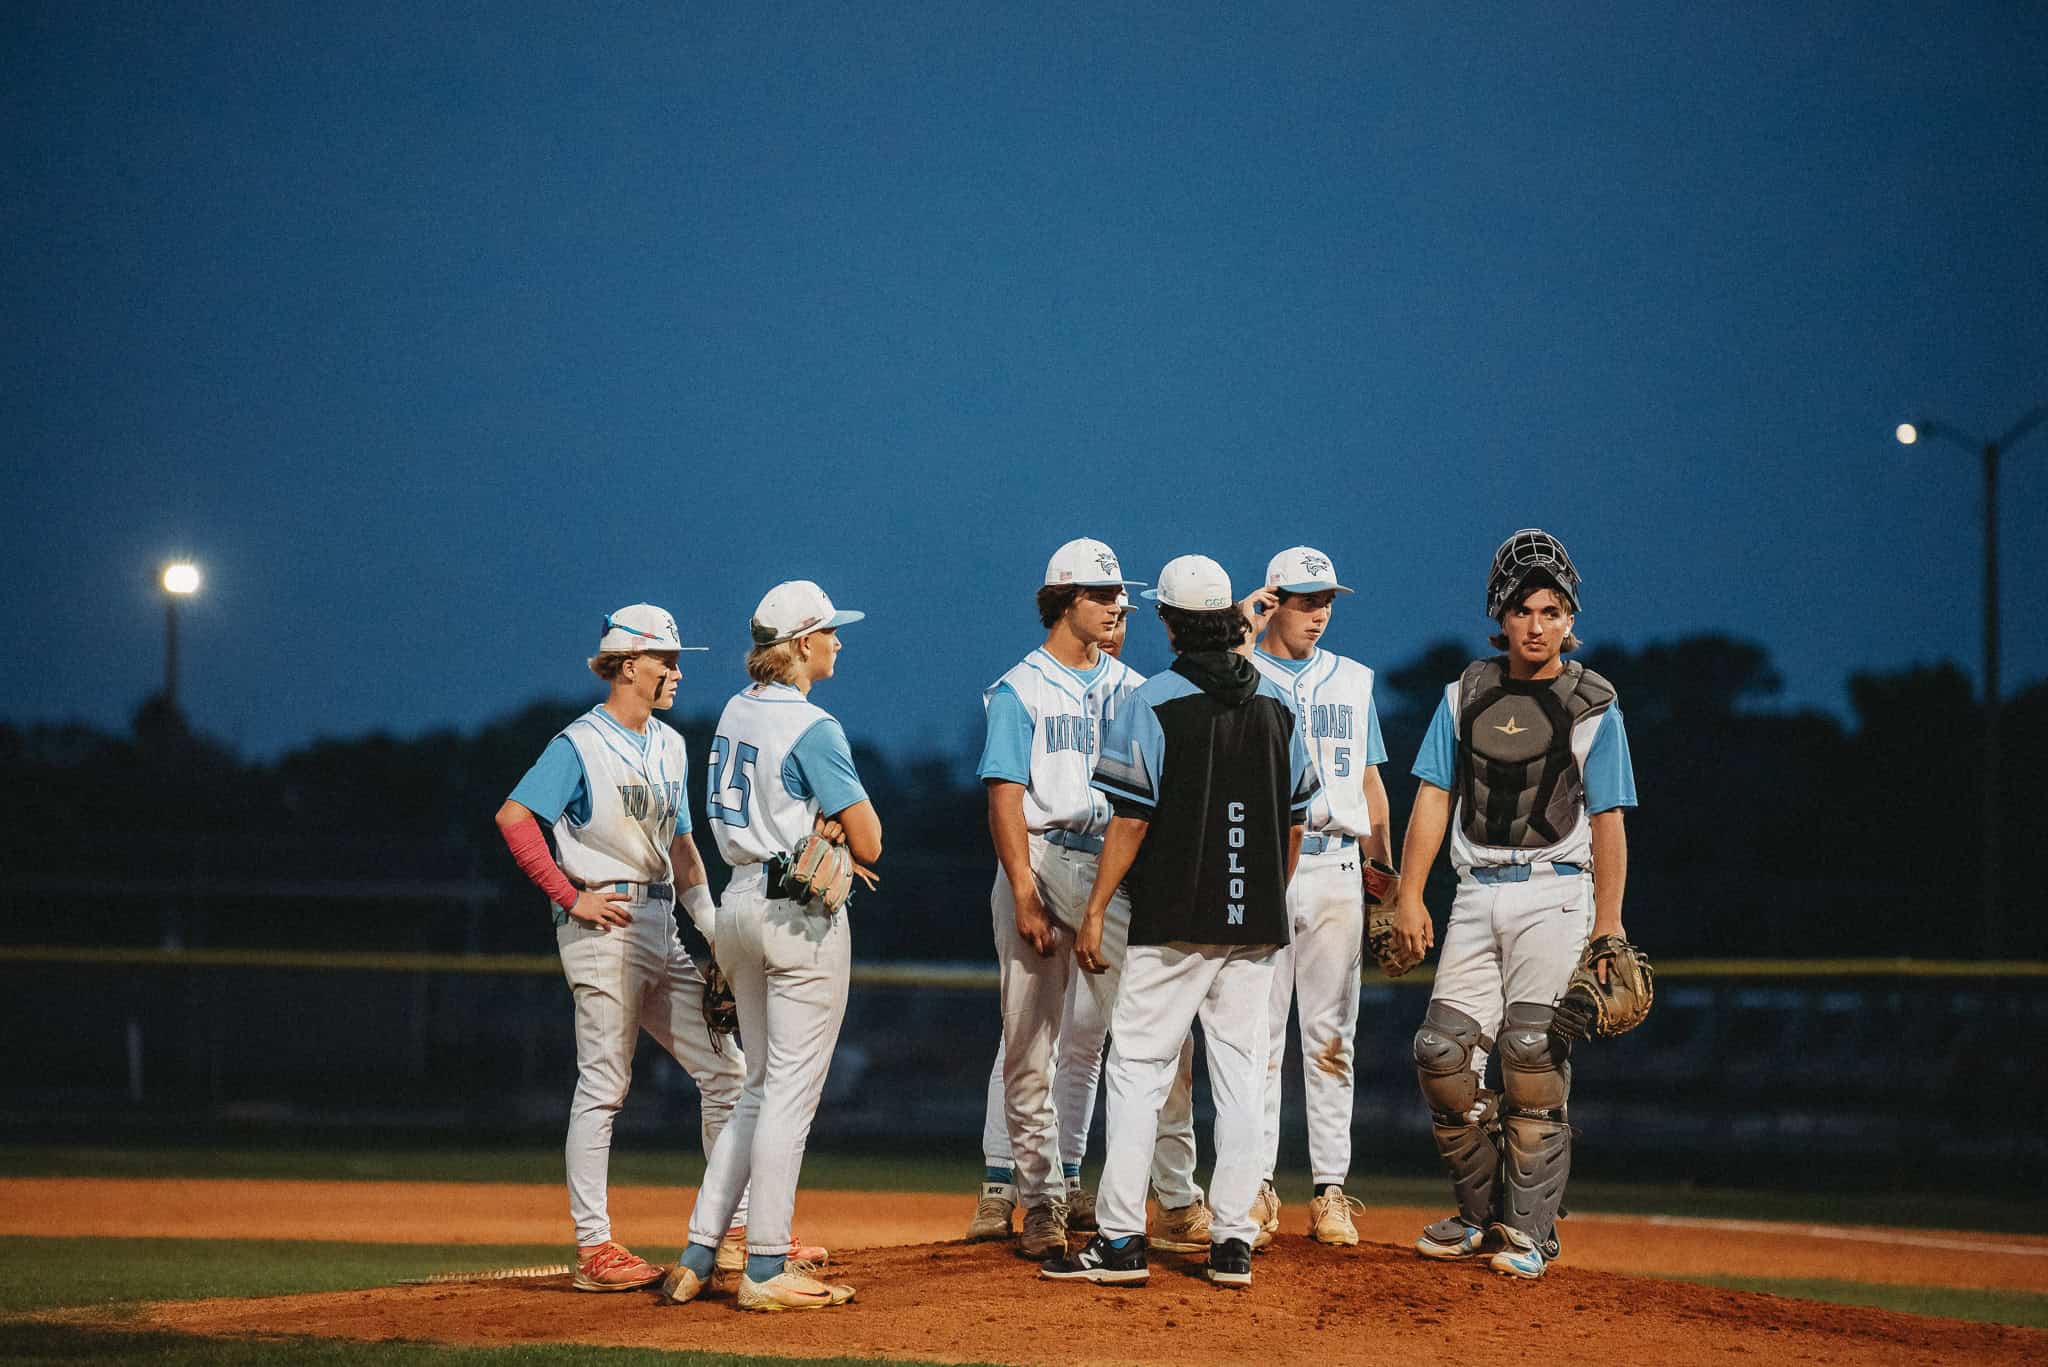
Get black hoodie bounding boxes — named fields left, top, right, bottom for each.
left=1111, top=650, right=1316, bottom=947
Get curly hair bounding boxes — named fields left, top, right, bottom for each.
left=1036, top=584, right=1082, bottom=629
left=1158, top=604, right=1247, bottom=654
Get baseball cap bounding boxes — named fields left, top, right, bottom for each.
left=1044, top=537, right=1145, bottom=588
left=596, top=604, right=707, bottom=654
left=1141, top=554, right=1234, bottom=610
left=1266, top=546, right=1353, bottom=595
left=751, top=580, right=865, bottom=645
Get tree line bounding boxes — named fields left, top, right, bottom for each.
left=2, top=634, right=2040, bottom=960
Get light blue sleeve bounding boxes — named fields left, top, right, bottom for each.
left=783, top=717, right=871, bottom=819
left=1093, top=698, right=1164, bottom=809
left=1583, top=706, right=1639, bottom=813
left=1363, top=693, right=1388, bottom=767
left=975, top=685, right=1034, bottom=785
left=1289, top=716, right=1320, bottom=818
left=1411, top=695, right=1456, bottom=791
left=508, top=736, right=590, bottom=826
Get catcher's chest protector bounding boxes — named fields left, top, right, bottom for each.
left=1455, top=659, right=1614, bottom=849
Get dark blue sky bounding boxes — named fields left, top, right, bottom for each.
left=7, top=3, right=2045, bottom=762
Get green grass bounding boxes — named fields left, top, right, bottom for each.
left=0, top=1237, right=572, bottom=1316
left=1688, top=1275, right=2048, bottom=1330
left=0, top=1322, right=987, bottom=1366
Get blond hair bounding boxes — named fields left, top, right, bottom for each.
left=746, top=639, right=806, bottom=686
left=588, top=651, right=637, bottom=682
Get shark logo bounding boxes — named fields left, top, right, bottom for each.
left=1096, top=552, right=1118, bottom=576
left=1493, top=715, right=1527, bottom=736
left=1303, top=554, right=1330, bottom=577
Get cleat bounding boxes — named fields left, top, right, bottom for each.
left=1250, top=1180, right=1280, bottom=1249
left=1067, top=1182, right=1097, bottom=1231
left=1019, top=1199, right=1070, bottom=1258
left=1308, top=1188, right=1364, bottom=1246
left=1416, top=1216, right=1495, bottom=1260
left=737, top=1266, right=857, bottom=1310
left=655, top=1263, right=704, bottom=1305
left=720, top=1226, right=829, bottom=1272
left=573, top=1240, right=664, bottom=1292
left=1488, top=1223, right=1549, bottom=1279
left=966, top=1181, right=1019, bottom=1242
left=1040, top=1232, right=1149, bottom=1284
left=1147, top=1198, right=1212, bottom=1253
left=1206, top=1237, right=1252, bottom=1287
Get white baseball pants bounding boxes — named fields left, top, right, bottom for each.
left=978, top=962, right=1100, bottom=1172
left=684, top=877, right=851, bottom=1258
left=557, top=889, right=745, bottom=1248
left=991, top=836, right=1200, bottom=1208
left=1095, top=942, right=1276, bottom=1247
left=1259, top=843, right=1365, bottom=1189
left=1430, top=866, right=1594, bottom=1072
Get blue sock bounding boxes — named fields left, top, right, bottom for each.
left=1062, top=1163, right=1081, bottom=1182
left=984, top=1165, right=1014, bottom=1184
left=679, top=1242, right=716, bottom=1279
left=1106, top=1235, right=1137, bottom=1249
left=745, top=1252, right=788, bottom=1282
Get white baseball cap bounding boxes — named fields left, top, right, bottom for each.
left=1141, top=554, right=1234, bottom=610
left=596, top=603, right=707, bottom=654
left=751, top=580, right=865, bottom=645
left=1044, top=537, right=1145, bottom=588
left=1266, top=545, right=1353, bottom=595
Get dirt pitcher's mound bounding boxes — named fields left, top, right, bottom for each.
left=134, top=1236, right=2045, bottom=1366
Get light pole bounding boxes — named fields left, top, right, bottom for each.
left=1895, top=405, right=2048, bottom=957
left=159, top=561, right=201, bottom=711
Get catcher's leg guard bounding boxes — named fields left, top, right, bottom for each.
left=1497, top=1001, right=1571, bottom=1244
left=1413, top=1002, right=1500, bottom=1227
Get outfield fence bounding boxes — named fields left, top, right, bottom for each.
left=4, top=946, right=2043, bottom=1183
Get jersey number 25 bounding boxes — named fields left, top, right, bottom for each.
left=706, top=736, right=758, bottom=827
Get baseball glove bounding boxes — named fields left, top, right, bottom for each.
left=1362, top=858, right=1423, bottom=978
left=701, top=963, right=738, bottom=1051
left=779, top=834, right=879, bottom=915
left=1552, top=933, right=1654, bottom=1040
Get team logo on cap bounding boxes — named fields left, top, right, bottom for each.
left=1096, top=552, right=1118, bottom=576
left=1303, top=554, right=1330, bottom=577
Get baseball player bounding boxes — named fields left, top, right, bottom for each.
left=973, top=543, right=1204, bottom=1259
left=1043, top=555, right=1317, bottom=1290
left=493, top=604, right=744, bottom=1292
left=1240, top=548, right=1391, bottom=1247
left=661, top=581, right=878, bottom=1312
left=1391, top=530, right=1637, bottom=1279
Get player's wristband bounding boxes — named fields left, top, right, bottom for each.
left=679, top=883, right=717, bottom=943
left=499, top=815, right=579, bottom=912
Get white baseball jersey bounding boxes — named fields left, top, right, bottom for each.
left=706, top=682, right=851, bottom=867
left=978, top=649, right=1144, bottom=838
left=551, top=707, right=688, bottom=886
left=1250, top=648, right=1384, bottom=839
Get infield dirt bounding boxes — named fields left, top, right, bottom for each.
left=16, top=1179, right=2048, bottom=1365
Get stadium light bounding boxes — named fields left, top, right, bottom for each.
left=1894, top=405, right=2047, bottom=956
left=159, top=560, right=203, bottom=711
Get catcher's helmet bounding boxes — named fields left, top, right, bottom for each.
left=1486, top=529, right=1581, bottom=619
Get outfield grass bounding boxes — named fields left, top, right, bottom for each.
left=1692, top=1275, right=2048, bottom=1330
left=0, top=1322, right=991, bottom=1367
left=6, top=1144, right=2041, bottom=1235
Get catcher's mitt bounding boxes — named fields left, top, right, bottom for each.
left=1362, top=858, right=1423, bottom=978
left=1552, top=933, right=1654, bottom=1040
left=778, top=834, right=878, bottom=915
left=701, top=963, right=738, bottom=1051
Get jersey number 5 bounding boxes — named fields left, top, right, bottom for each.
left=706, top=736, right=758, bottom=827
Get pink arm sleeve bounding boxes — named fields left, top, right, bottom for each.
left=500, top=815, right=579, bottom=911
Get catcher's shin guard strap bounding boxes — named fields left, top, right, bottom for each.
left=1414, top=1002, right=1499, bottom=1226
